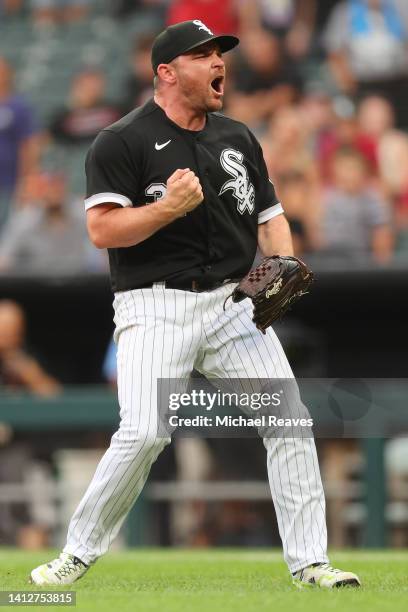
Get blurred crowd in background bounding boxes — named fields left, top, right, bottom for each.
left=1, top=0, right=408, bottom=551
left=1, top=0, right=408, bottom=272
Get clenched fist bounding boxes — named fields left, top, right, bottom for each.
left=161, top=168, right=203, bottom=219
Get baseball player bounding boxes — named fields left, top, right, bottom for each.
left=30, top=20, right=360, bottom=589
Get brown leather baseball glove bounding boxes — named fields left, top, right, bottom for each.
left=226, top=255, right=314, bottom=334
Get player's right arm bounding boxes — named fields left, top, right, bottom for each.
left=84, top=130, right=203, bottom=249
left=87, top=168, right=203, bottom=249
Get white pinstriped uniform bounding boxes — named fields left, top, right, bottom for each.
left=63, top=283, right=328, bottom=573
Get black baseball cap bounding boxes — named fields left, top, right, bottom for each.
left=151, top=20, right=239, bottom=75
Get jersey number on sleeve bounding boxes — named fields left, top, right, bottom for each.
left=145, top=183, right=167, bottom=202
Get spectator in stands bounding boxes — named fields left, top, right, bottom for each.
left=317, top=97, right=379, bottom=183
left=121, top=33, right=156, bottom=113
left=261, top=106, right=318, bottom=195
left=378, top=131, right=408, bottom=246
left=240, top=0, right=316, bottom=58
left=48, top=69, right=122, bottom=146
left=110, top=0, right=166, bottom=20
left=316, top=146, right=394, bottom=263
left=330, top=95, right=408, bottom=248
left=275, top=171, right=318, bottom=256
left=300, top=84, right=334, bottom=144
left=0, top=172, right=92, bottom=275
left=318, top=95, right=396, bottom=185
left=0, top=300, right=60, bottom=394
left=31, top=0, right=90, bottom=25
left=357, top=94, right=395, bottom=143
left=0, top=57, right=40, bottom=230
left=298, top=85, right=339, bottom=172
left=167, top=0, right=241, bottom=35
left=0, top=0, right=23, bottom=16
left=226, top=29, right=301, bottom=128
left=323, top=0, right=408, bottom=127
left=0, top=299, right=59, bottom=547
left=12, top=170, right=49, bottom=209
left=355, top=94, right=396, bottom=174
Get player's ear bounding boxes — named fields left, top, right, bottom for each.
left=157, top=63, right=177, bottom=86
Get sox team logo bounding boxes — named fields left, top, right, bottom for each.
left=193, top=20, right=214, bottom=36
left=219, top=148, right=255, bottom=215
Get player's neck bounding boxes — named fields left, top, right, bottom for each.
left=154, top=94, right=206, bottom=131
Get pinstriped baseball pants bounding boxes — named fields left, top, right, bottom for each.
left=63, top=283, right=328, bottom=573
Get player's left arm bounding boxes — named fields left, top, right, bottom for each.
left=258, top=213, right=294, bottom=257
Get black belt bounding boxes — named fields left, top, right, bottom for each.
left=146, top=278, right=239, bottom=293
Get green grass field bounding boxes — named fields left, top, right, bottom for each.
left=1, top=549, right=407, bottom=612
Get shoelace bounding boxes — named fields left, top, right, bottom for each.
left=294, top=562, right=343, bottom=580
left=55, top=555, right=86, bottom=578
left=316, top=563, right=342, bottom=574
